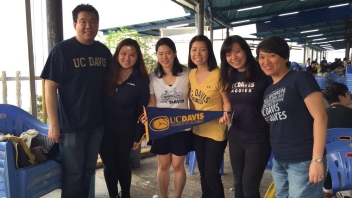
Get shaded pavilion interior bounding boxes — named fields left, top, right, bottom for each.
left=25, top=0, right=352, bottom=115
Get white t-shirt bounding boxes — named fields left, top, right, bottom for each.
left=149, top=66, right=189, bottom=109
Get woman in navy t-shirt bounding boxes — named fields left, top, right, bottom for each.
left=257, top=36, right=327, bottom=198
left=219, top=35, right=272, bottom=198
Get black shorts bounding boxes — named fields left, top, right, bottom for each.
left=150, top=130, right=194, bottom=156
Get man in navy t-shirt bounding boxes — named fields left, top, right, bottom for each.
left=40, top=4, right=111, bottom=198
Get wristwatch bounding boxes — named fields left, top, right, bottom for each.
left=312, top=158, right=323, bottom=163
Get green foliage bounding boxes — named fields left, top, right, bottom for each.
left=36, top=95, right=42, bottom=113
left=36, top=95, right=44, bottom=122
left=99, top=28, right=157, bottom=70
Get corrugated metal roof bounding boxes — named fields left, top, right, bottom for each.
left=101, top=0, right=352, bottom=51
left=100, top=15, right=195, bottom=37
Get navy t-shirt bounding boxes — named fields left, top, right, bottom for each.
left=40, top=37, right=112, bottom=133
left=326, top=105, right=352, bottom=129
left=228, top=69, right=271, bottom=143
left=262, top=71, right=321, bottom=162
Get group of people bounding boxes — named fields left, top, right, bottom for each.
left=40, top=3, right=332, bottom=198
left=306, top=57, right=351, bottom=78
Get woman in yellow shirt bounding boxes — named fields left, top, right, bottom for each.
left=188, top=35, right=232, bottom=198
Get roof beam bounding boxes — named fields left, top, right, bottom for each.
left=212, top=17, right=271, bottom=29
left=100, top=17, right=195, bottom=33
left=255, top=25, right=346, bottom=38
left=287, top=30, right=346, bottom=39
left=213, top=13, right=233, bottom=29
left=129, top=18, right=196, bottom=32
left=171, top=0, right=196, bottom=13
left=301, top=34, right=346, bottom=43
left=212, top=0, right=288, bottom=13
left=227, top=1, right=351, bottom=24
left=254, top=23, right=345, bottom=36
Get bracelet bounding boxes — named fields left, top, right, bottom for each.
left=312, top=158, right=323, bottom=163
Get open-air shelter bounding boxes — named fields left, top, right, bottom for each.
left=24, top=0, right=352, bottom=116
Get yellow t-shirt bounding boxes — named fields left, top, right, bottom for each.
left=189, top=68, right=227, bottom=141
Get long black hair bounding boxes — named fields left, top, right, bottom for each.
left=220, top=35, right=263, bottom=89
left=188, top=35, right=218, bottom=71
left=105, top=38, right=150, bottom=96
left=154, top=37, right=183, bottom=78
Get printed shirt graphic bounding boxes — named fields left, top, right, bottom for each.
left=189, top=68, right=227, bottom=141
left=149, top=67, right=189, bottom=109
left=40, top=37, right=111, bottom=132
left=228, top=70, right=271, bottom=142
left=261, top=71, right=321, bottom=162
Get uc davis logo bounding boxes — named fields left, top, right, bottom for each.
left=0, top=113, right=6, bottom=119
left=150, top=116, right=169, bottom=132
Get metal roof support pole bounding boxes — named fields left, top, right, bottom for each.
left=320, top=51, right=322, bottom=62
left=44, top=0, right=63, bottom=122
left=195, top=0, right=204, bottom=35
left=46, top=0, right=63, bottom=51
left=205, top=0, right=213, bottom=44
left=346, top=41, right=351, bottom=60
left=25, top=0, right=37, bottom=117
left=311, top=49, right=314, bottom=62
left=303, top=43, right=306, bottom=65
left=345, top=27, right=351, bottom=60
left=209, top=16, right=213, bottom=44
left=316, top=51, right=318, bottom=61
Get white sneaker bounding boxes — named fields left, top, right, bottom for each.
left=152, top=195, right=160, bottom=198
left=323, top=187, right=333, bottom=194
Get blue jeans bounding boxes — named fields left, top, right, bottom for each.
left=272, top=157, right=327, bottom=198
left=60, top=126, right=103, bottom=198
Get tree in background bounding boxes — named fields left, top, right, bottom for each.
left=99, top=28, right=157, bottom=70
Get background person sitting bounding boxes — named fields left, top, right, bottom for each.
left=305, top=57, right=311, bottom=67
left=322, top=82, right=352, bottom=194
left=306, top=61, right=318, bottom=76
left=323, top=82, right=352, bottom=128
left=320, top=61, right=329, bottom=78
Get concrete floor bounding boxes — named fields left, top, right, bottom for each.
left=41, top=145, right=273, bottom=198
left=40, top=98, right=342, bottom=198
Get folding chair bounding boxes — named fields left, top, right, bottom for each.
left=325, top=141, right=352, bottom=193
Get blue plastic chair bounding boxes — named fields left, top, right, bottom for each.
left=315, top=76, right=330, bottom=90
left=326, top=141, right=352, bottom=193
left=335, top=77, right=346, bottom=84
left=0, top=104, right=96, bottom=197
left=266, top=152, right=273, bottom=170
left=329, top=72, right=341, bottom=82
left=185, top=151, right=224, bottom=175
left=326, top=128, right=352, bottom=144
